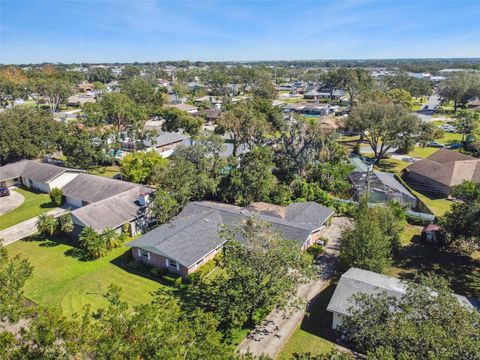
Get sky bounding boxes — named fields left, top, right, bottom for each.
left=1, top=0, right=480, bottom=64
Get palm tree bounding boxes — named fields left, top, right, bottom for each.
left=101, top=227, right=118, bottom=250
left=58, top=213, right=74, bottom=233
left=36, top=214, right=58, bottom=236
left=79, top=227, right=106, bottom=259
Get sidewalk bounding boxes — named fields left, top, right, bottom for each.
left=237, top=217, right=349, bottom=359
left=0, top=208, right=66, bottom=246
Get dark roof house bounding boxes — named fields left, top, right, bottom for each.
left=128, top=201, right=334, bottom=277
left=404, top=149, right=480, bottom=195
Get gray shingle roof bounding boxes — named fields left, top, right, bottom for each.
left=128, top=201, right=334, bottom=268
left=0, top=160, right=83, bottom=183
left=144, top=132, right=190, bottom=148
left=71, top=187, right=154, bottom=231
left=61, top=173, right=137, bottom=204
left=327, top=267, right=474, bottom=317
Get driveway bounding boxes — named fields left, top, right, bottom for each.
left=0, top=189, right=25, bottom=216
left=0, top=208, right=66, bottom=246
left=237, top=217, right=351, bottom=359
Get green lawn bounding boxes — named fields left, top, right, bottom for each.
left=409, top=189, right=452, bottom=216
left=437, top=132, right=463, bottom=145
left=407, top=146, right=439, bottom=158
left=87, top=165, right=121, bottom=178
left=7, top=235, right=169, bottom=316
left=277, top=284, right=339, bottom=360
left=392, top=224, right=480, bottom=298
left=0, top=187, right=55, bottom=231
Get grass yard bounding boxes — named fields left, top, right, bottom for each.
left=392, top=224, right=480, bottom=298
left=409, top=189, right=452, bottom=216
left=0, top=187, right=55, bottom=231
left=87, top=165, right=121, bottom=178
left=375, top=158, right=410, bottom=173
left=7, top=235, right=169, bottom=316
left=277, top=284, right=339, bottom=360
left=407, top=146, right=439, bottom=158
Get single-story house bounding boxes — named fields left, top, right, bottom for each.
left=348, top=170, right=417, bottom=208
left=327, top=267, right=475, bottom=330
left=0, top=160, right=84, bottom=192
left=421, top=223, right=442, bottom=243
left=194, top=96, right=223, bottom=109
left=128, top=201, right=334, bottom=277
left=404, top=149, right=480, bottom=195
left=70, top=186, right=154, bottom=237
left=164, top=103, right=199, bottom=114
left=142, top=132, right=190, bottom=157
left=200, top=108, right=222, bottom=123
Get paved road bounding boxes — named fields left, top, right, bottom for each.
left=0, top=208, right=66, bottom=246
left=0, top=190, right=25, bottom=216
left=237, top=217, right=351, bottom=359
left=415, top=94, right=441, bottom=122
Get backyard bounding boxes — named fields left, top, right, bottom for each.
left=0, top=187, right=55, bottom=231
left=6, top=235, right=170, bottom=316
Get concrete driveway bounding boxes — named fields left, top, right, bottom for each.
left=237, top=217, right=351, bottom=359
left=0, top=189, right=25, bottom=216
left=0, top=208, right=66, bottom=246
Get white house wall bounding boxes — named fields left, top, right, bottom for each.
left=331, top=312, right=344, bottom=330
left=22, top=177, right=50, bottom=193
left=66, top=196, right=83, bottom=208
left=49, top=172, right=80, bottom=191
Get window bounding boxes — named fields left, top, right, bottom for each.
left=168, top=258, right=177, bottom=268
left=138, top=249, right=150, bottom=260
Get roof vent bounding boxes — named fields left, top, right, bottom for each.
left=204, top=218, right=210, bottom=222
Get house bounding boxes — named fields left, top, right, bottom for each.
left=0, top=160, right=84, bottom=192
left=141, top=132, right=190, bottom=157
left=284, top=102, right=331, bottom=116
left=326, top=267, right=474, bottom=330
left=164, top=103, right=199, bottom=114
left=348, top=170, right=417, bottom=208
left=0, top=160, right=154, bottom=236
left=200, top=108, right=222, bottom=123
left=272, top=99, right=286, bottom=108
left=194, top=96, right=223, bottom=109
left=128, top=201, right=334, bottom=277
left=404, top=149, right=480, bottom=195
left=78, top=82, right=94, bottom=92
left=67, top=95, right=96, bottom=107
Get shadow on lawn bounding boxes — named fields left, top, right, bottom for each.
left=394, top=236, right=480, bottom=298
left=24, top=234, right=92, bottom=261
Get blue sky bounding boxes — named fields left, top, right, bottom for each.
left=1, top=0, right=480, bottom=63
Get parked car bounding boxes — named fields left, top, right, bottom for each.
left=426, top=141, right=445, bottom=148
left=448, top=143, right=462, bottom=149
left=0, top=187, right=10, bottom=197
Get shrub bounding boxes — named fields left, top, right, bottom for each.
left=36, top=213, right=59, bottom=236
left=58, top=213, right=74, bottom=233
left=49, top=188, right=64, bottom=206
left=307, top=243, right=324, bottom=259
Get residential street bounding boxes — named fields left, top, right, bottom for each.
left=415, top=94, right=441, bottom=122
left=237, top=217, right=350, bottom=359
left=0, top=208, right=66, bottom=246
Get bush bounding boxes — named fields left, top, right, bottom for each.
left=49, top=188, right=64, bottom=206
left=306, top=243, right=324, bottom=258
left=58, top=213, right=74, bottom=233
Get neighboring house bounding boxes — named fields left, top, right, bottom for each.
left=348, top=170, right=417, bottom=208
left=66, top=95, right=96, bottom=107
left=200, top=108, right=222, bottom=123
left=0, top=160, right=154, bottom=236
left=421, top=223, right=442, bottom=243
left=142, top=132, right=190, bottom=157
left=0, top=160, right=84, bottom=192
left=194, top=96, right=223, bottom=109
left=283, top=102, right=330, bottom=116
left=326, top=267, right=474, bottom=330
left=404, top=149, right=480, bottom=195
left=164, top=103, right=199, bottom=114
left=128, top=201, right=334, bottom=277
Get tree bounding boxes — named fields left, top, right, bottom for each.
left=440, top=181, right=480, bottom=253
left=150, top=189, right=180, bottom=225
left=331, top=68, right=374, bottom=105
left=58, top=213, right=74, bottom=233
left=87, top=67, right=114, bottom=83
left=159, top=107, right=202, bottom=136
left=101, top=227, right=119, bottom=250
left=79, top=226, right=106, bottom=259
left=189, top=218, right=312, bottom=334
left=251, top=71, right=277, bottom=100
left=454, top=109, right=480, bottom=142
left=120, top=150, right=168, bottom=184
left=222, top=147, right=277, bottom=206
left=382, top=72, right=432, bottom=97
left=49, top=187, right=64, bottom=206
left=346, top=100, right=423, bottom=162
left=91, top=81, right=107, bottom=101
left=61, top=124, right=108, bottom=168
left=0, top=241, right=33, bottom=323
left=29, top=77, right=74, bottom=114
left=0, top=107, right=63, bottom=165
left=386, top=88, right=414, bottom=108
left=121, top=76, right=164, bottom=112
left=339, top=202, right=403, bottom=273
left=0, top=67, right=27, bottom=108
left=36, top=214, right=59, bottom=237
left=339, top=276, right=480, bottom=359
left=217, top=100, right=272, bottom=157
left=439, top=72, right=480, bottom=112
